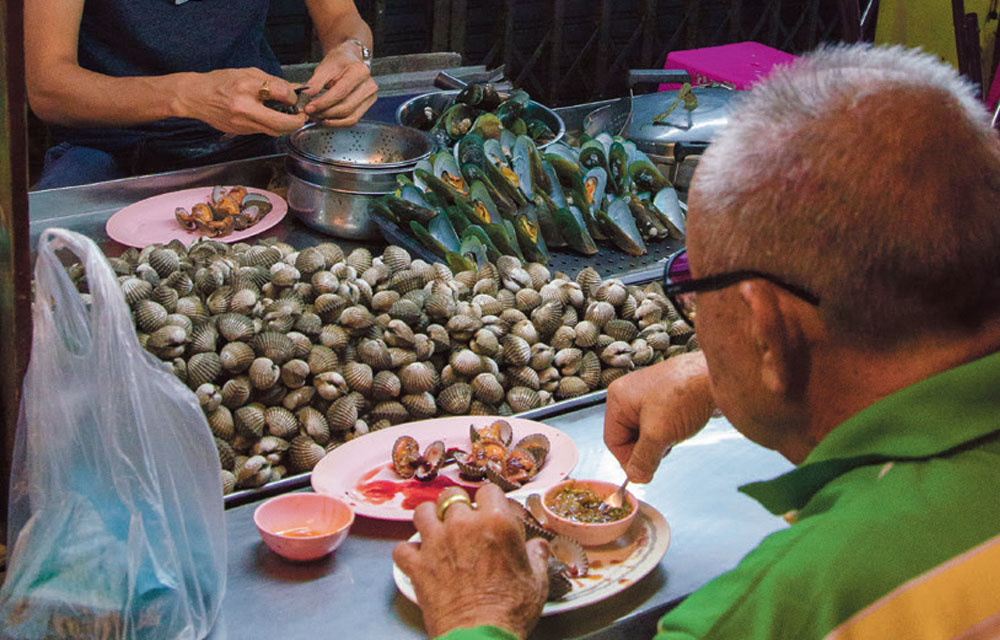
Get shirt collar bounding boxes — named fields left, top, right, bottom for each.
left=739, top=349, right=1000, bottom=515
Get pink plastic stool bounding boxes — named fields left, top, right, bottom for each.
left=658, top=41, right=797, bottom=92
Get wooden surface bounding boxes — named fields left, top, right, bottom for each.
left=0, top=0, right=31, bottom=541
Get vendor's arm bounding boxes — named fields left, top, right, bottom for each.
left=392, top=486, right=549, bottom=640
left=302, top=0, right=377, bottom=126
left=24, top=0, right=306, bottom=136
left=604, top=351, right=715, bottom=482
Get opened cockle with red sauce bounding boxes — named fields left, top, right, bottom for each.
left=546, top=484, right=634, bottom=523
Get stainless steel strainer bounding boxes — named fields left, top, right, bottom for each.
left=286, top=121, right=435, bottom=169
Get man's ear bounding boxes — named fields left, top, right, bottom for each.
left=738, top=281, right=809, bottom=398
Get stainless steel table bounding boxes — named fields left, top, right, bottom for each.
left=220, top=410, right=792, bottom=640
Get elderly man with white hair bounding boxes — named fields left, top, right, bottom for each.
left=394, top=44, right=1000, bottom=640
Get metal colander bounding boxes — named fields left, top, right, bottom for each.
left=286, top=122, right=434, bottom=169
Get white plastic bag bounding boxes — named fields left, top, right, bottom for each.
left=1, top=229, right=227, bottom=640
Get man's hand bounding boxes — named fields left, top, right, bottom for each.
left=174, top=68, right=307, bottom=136
left=393, top=485, right=549, bottom=639
left=301, top=40, right=378, bottom=127
left=604, top=351, right=715, bottom=483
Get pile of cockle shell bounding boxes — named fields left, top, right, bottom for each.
left=65, top=236, right=697, bottom=495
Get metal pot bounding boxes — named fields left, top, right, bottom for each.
left=583, top=70, right=738, bottom=189
left=284, top=122, right=435, bottom=239
left=285, top=173, right=385, bottom=240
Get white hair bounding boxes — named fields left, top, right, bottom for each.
left=696, top=43, right=991, bottom=207
left=688, top=43, right=1000, bottom=346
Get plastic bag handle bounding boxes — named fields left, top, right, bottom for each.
left=33, top=229, right=139, bottom=359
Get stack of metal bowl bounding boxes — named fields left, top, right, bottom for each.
left=285, top=122, right=435, bottom=240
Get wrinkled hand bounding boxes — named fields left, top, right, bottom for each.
left=604, top=351, right=715, bottom=483
left=393, top=485, right=549, bottom=639
left=301, top=40, right=378, bottom=127
left=175, top=68, right=306, bottom=136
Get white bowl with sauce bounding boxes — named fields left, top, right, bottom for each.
left=254, top=492, right=355, bottom=561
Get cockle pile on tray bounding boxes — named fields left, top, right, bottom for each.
left=62, top=237, right=697, bottom=496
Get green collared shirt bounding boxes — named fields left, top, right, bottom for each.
left=439, top=350, right=1000, bottom=640
left=655, top=349, right=1000, bottom=639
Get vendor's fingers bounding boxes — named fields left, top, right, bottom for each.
left=314, top=94, right=377, bottom=128
left=248, top=108, right=307, bottom=137
left=309, top=81, right=377, bottom=120
left=307, top=63, right=371, bottom=110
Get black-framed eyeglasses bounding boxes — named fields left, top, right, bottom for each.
left=662, top=248, right=821, bottom=326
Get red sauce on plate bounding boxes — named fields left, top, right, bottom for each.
left=356, top=476, right=481, bottom=510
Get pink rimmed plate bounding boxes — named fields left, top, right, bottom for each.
left=106, top=186, right=287, bottom=248
left=311, top=416, right=578, bottom=521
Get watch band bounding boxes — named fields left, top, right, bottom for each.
left=347, top=38, right=372, bottom=68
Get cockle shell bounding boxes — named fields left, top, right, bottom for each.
left=343, top=361, right=373, bottom=394
left=549, top=325, right=577, bottom=351
left=314, top=242, right=345, bottom=267
left=208, top=406, right=235, bottom=440
left=187, top=352, right=222, bottom=388
left=189, top=322, right=219, bottom=354
left=358, top=339, right=392, bottom=370
left=371, top=370, right=402, bottom=400
left=553, top=348, right=583, bottom=376
left=133, top=299, right=168, bottom=333
left=282, top=385, right=315, bottom=411
left=280, top=358, right=310, bottom=388
left=506, top=386, right=542, bottom=413
left=511, top=319, right=539, bottom=345
left=176, top=296, right=209, bottom=324
left=472, top=372, right=505, bottom=405
left=584, top=300, right=615, bottom=328
left=264, top=406, right=300, bottom=439
left=148, top=247, right=180, bottom=278
left=451, top=349, right=485, bottom=377
left=249, top=357, right=280, bottom=389
left=221, top=375, right=252, bottom=408
left=382, top=245, right=411, bottom=273
left=346, top=247, right=373, bottom=273
left=219, top=341, right=254, bottom=373
left=327, top=395, right=358, bottom=432
left=295, top=406, right=330, bottom=445
left=438, top=382, right=472, bottom=414
left=339, top=305, right=375, bottom=333
left=556, top=376, right=589, bottom=399
left=122, top=277, right=154, bottom=305
left=605, top=318, right=638, bottom=342
left=508, top=365, right=540, bottom=391
left=234, top=404, right=266, bottom=439
left=287, top=436, right=326, bottom=473
left=249, top=331, right=295, bottom=364
left=401, top=392, right=436, bottom=418
left=150, top=285, right=179, bottom=313
left=601, top=341, right=634, bottom=368
left=502, top=335, right=531, bottom=367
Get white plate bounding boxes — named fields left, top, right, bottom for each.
left=393, top=501, right=670, bottom=615
left=311, top=416, right=578, bottom=521
left=106, top=186, right=287, bottom=248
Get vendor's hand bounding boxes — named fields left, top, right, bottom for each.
left=175, top=68, right=307, bottom=136
left=604, top=351, right=715, bottom=483
left=393, top=485, right=549, bottom=639
left=301, top=39, right=378, bottom=127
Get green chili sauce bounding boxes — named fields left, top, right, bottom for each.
left=547, top=485, right=633, bottom=523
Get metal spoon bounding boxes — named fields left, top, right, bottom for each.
left=603, top=478, right=630, bottom=510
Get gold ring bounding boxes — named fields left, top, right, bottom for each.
left=436, top=493, right=472, bottom=521
left=258, top=79, right=271, bottom=101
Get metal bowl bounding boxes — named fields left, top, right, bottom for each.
left=284, top=122, right=433, bottom=239
left=395, top=90, right=566, bottom=149
left=285, top=172, right=386, bottom=241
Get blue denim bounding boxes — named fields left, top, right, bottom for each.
left=33, top=133, right=284, bottom=190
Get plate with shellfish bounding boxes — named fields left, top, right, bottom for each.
left=311, top=416, right=578, bottom=521
left=106, top=185, right=287, bottom=248
left=392, top=500, right=671, bottom=615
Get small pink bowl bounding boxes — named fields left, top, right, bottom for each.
left=254, top=493, right=355, bottom=561
left=541, top=479, right=639, bottom=547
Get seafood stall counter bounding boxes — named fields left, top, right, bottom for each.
left=25, top=97, right=795, bottom=638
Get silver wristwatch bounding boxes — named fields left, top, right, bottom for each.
left=347, top=38, right=372, bottom=69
